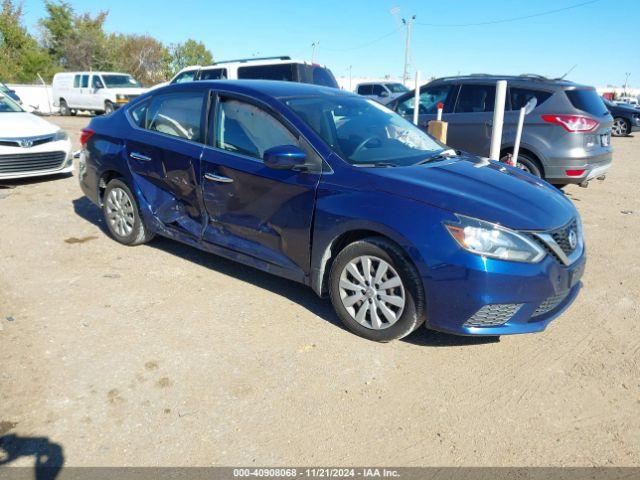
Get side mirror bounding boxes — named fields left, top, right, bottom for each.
left=263, top=145, right=307, bottom=170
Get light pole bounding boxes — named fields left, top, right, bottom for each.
left=311, top=42, right=320, bottom=63
left=348, top=65, right=353, bottom=91
left=623, top=72, right=631, bottom=96
left=401, top=15, right=416, bottom=87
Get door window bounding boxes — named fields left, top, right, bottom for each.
left=215, top=98, right=298, bottom=160
left=455, top=85, right=496, bottom=113
left=371, top=84, right=385, bottom=96
left=92, top=76, right=104, bottom=89
left=81, top=74, right=89, bottom=88
left=509, top=88, right=551, bottom=110
left=357, top=85, right=372, bottom=95
left=73, top=75, right=81, bottom=88
left=396, top=85, right=453, bottom=116
left=146, top=92, right=205, bottom=142
left=198, top=68, right=227, bottom=80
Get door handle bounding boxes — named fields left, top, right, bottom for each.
left=204, top=172, right=233, bottom=183
left=130, top=152, right=152, bottom=162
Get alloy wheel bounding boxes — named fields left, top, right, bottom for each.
left=612, top=118, right=629, bottom=136
left=338, top=255, right=405, bottom=330
left=105, top=187, right=135, bottom=237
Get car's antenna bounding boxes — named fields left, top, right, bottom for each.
left=558, top=64, right=578, bottom=80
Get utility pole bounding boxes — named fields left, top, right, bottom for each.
left=348, top=65, right=353, bottom=91
left=402, top=15, right=416, bottom=87
left=623, top=72, right=631, bottom=95
left=311, top=42, right=320, bottom=63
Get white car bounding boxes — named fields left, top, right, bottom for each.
left=52, top=71, right=147, bottom=115
left=0, top=93, right=73, bottom=180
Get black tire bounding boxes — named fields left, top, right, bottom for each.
left=70, top=109, right=77, bottom=116
left=59, top=99, right=69, bottom=116
left=329, top=237, right=426, bottom=342
left=102, top=179, right=154, bottom=246
left=104, top=101, right=115, bottom=115
left=501, top=152, right=542, bottom=178
left=612, top=117, right=630, bottom=137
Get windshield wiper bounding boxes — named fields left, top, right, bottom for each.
left=413, top=149, right=458, bottom=166
left=354, top=162, right=399, bottom=168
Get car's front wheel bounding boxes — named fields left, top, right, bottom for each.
left=59, top=99, right=70, bottom=116
left=612, top=117, right=630, bottom=137
left=501, top=152, right=542, bottom=178
left=329, top=237, right=426, bottom=342
left=104, top=101, right=115, bottom=115
left=102, top=179, right=154, bottom=246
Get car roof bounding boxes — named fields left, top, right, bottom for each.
left=164, top=79, right=352, bottom=100
left=429, top=74, right=587, bottom=89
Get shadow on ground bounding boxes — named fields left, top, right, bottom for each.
left=72, top=196, right=497, bottom=348
left=0, top=433, right=64, bottom=480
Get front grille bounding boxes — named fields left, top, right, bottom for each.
left=0, top=135, right=54, bottom=148
left=0, top=151, right=66, bottom=174
left=550, top=219, right=578, bottom=256
left=532, top=291, right=570, bottom=317
left=464, top=303, right=523, bottom=328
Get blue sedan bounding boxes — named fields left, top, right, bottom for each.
left=78, top=80, right=585, bottom=341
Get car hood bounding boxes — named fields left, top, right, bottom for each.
left=365, top=155, right=576, bottom=231
left=0, top=112, right=60, bottom=137
left=609, top=104, right=639, bottom=114
left=109, top=87, right=148, bottom=96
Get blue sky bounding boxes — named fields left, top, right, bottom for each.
left=19, top=0, right=640, bottom=87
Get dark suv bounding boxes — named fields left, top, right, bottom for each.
left=388, top=75, right=613, bottom=186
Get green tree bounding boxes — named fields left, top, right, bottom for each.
left=107, top=33, right=170, bottom=86
left=169, top=39, right=213, bottom=74
left=0, top=0, right=55, bottom=82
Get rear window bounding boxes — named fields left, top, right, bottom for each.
left=237, top=64, right=296, bottom=82
left=509, top=88, right=551, bottom=110
left=565, top=89, right=608, bottom=116
left=311, top=66, right=338, bottom=88
left=357, top=85, right=372, bottom=95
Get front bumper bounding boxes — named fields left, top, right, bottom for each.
left=0, top=140, right=73, bottom=180
left=422, top=249, right=586, bottom=336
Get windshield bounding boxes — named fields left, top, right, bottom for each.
left=385, top=83, right=409, bottom=93
left=285, top=96, right=444, bottom=166
left=101, top=74, right=142, bottom=88
left=0, top=94, right=23, bottom=112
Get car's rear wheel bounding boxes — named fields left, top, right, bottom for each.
left=612, top=117, right=630, bottom=137
left=501, top=152, right=542, bottom=178
left=59, top=99, right=70, bottom=116
left=102, top=179, right=154, bottom=246
left=329, top=237, right=426, bottom=342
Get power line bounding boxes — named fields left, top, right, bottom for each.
left=415, top=0, right=602, bottom=27
left=321, top=27, right=401, bottom=52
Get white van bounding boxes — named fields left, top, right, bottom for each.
left=52, top=72, right=147, bottom=115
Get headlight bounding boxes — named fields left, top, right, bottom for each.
left=116, top=94, right=126, bottom=100
left=445, top=215, right=546, bottom=263
left=53, top=129, right=69, bottom=141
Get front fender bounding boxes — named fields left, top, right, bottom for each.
left=309, top=184, right=457, bottom=295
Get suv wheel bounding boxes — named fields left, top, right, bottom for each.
left=59, top=99, right=69, bottom=116
left=502, top=152, right=542, bottom=178
left=102, top=179, right=154, bottom=246
left=329, top=237, right=426, bottom=342
left=612, top=117, right=630, bottom=137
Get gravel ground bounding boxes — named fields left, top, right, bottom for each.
left=1, top=115, right=639, bottom=468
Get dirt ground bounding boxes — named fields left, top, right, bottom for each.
left=1, top=115, right=639, bottom=468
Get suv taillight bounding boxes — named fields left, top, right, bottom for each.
left=541, top=114, right=599, bottom=133
left=80, top=128, right=95, bottom=146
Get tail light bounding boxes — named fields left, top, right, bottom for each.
left=566, top=169, right=586, bottom=177
left=541, top=114, right=598, bottom=133
left=80, top=128, right=95, bottom=146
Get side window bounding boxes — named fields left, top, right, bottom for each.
left=312, top=67, right=337, bottom=87
left=237, top=64, right=295, bottom=81
left=146, top=92, right=205, bottom=142
left=215, top=98, right=298, bottom=160
left=173, top=70, right=197, bottom=84
left=92, top=76, right=104, bottom=89
left=455, top=84, right=496, bottom=113
left=199, top=68, right=227, bottom=80
left=509, top=88, right=551, bottom=110
left=396, top=85, right=453, bottom=116
left=73, top=75, right=81, bottom=88
left=357, top=85, right=372, bottom=95
left=81, top=74, right=89, bottom=88
left=128, top=100, right=149, bottom=127
left=371, top=84, right=385, bottom=96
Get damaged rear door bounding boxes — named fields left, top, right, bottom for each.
left=126, top=89, right=207, bottom=238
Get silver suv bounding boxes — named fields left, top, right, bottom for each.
left=388, top=74, right=613, bottom=186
